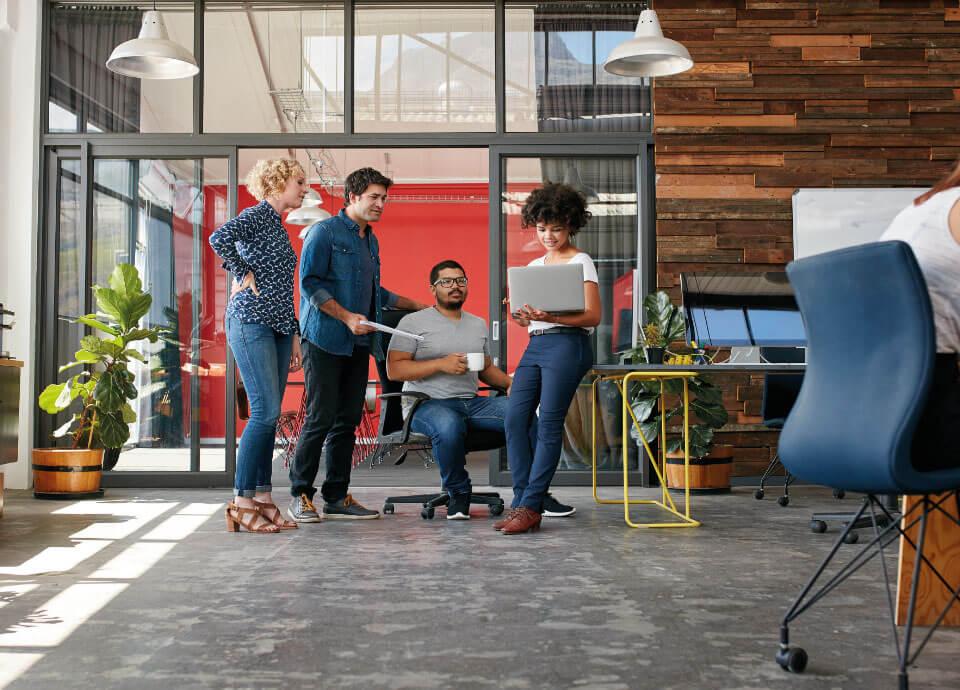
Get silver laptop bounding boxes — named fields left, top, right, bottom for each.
left=507, top=263, right=585, bottom=314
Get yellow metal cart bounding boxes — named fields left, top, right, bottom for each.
left=591, top=369, right=700, bottom=528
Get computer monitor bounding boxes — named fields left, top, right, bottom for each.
left=679, top=272, right=806, bottom=350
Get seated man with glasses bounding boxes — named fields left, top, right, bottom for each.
left=387, top=260, right=539, bottom=520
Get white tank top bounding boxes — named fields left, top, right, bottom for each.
left=880, top=187, right=960, bottom=353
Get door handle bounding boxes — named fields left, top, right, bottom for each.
left=492, top=321, right=499, bottom=341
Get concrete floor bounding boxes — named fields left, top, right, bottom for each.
left=1, top=485, right=958, bottom=689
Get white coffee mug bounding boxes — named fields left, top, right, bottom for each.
left=466, top=352, right=485, bottom=371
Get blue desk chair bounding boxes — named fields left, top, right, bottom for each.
left=754, top=346, right=805, bottom=506
left=775, top=241, right=960, bottom=688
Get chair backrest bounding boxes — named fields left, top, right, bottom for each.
left=375, top=309, right=415, bottom=437
left=780, top=240, right=950, bottom=494
left=759, top=347, right=805, bottom=428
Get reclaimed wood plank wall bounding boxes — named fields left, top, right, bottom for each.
left=653, top=0, right=960, bottom=477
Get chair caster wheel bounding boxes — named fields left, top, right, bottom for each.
left=754, top=489, right=764, bottom=500
left=842, top=530, right=859, bottom=544
left=776, top=647, right=808, bottom=674
left=489, top=502, right=504, bottom=516
left=382, top=503, right=394, bottom=515
left=420, top=507, right=435, bottom=519
left=810, top=520, right=827, bottom=533
left=777, top=495, right=789, bottom=507
left=833, top=488, right=846, bottom=500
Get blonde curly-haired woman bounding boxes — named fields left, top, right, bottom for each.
left=210, top=159, right=307, bottom=533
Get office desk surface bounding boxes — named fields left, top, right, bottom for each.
left=592, top=363, right=805, bottom=374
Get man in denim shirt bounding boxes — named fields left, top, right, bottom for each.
left=288, top=168, right=430, bottom=522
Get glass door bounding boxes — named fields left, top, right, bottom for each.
left=41, top=148, right=237, bottom=487
left=489, top=145, right=653, bottom=486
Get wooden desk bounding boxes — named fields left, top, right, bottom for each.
left=897, top=493, right=960, bottom=627
left=0, top=359, right=24, bottom=518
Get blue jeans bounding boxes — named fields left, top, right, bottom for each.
left=505, top=330, right=594, bottom=511
left=410, top=395, right=533, bottom=495
left=226, top=315, right=293, bottom=497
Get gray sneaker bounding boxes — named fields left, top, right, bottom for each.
left=287, top=493, right=322, bottom=523
left=322, top=493, right=380, bottom=520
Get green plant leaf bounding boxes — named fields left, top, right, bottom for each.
left=75, top=315, right=119, bottom=336
left=108, top=263, right=143, bottom=296
left=665, top=437, right=682, bottom=454
left=55, top=378, right=74, bottom=408
left=121, top=349, right=147, bottom=362
left=629, top=393, right=659, bottom=424
left=74, top=349, right=101, bottom=363
left=120, top=402, right=137, bottom=424
left=58, top=361, right=85, bottom=374
left=52, top=417, right=77, bottom=438
left=98, top=411, right=129, bottom=449
left=126, top=293, right=152, bottom=326
left=689, top=381, right=723, bottom=406
left=39, top=383, right=67, bottom=413
left=691, top=400, right=729, bottom=429
left=123, top=328, right=159, bottom=345
left=93, top=367, right=125, bottom=412
left=80, top=335, right=104, bottom=353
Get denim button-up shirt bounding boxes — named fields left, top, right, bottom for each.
left=300, top=209, right=398, bottom=359
left=208, top=200, right=300, bottom=335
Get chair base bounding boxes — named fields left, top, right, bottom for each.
left=754, top=454, right=795, bottom=506
left=777, top=492, right=960, bottom=688
left=382, top=491, right=505, bottom=520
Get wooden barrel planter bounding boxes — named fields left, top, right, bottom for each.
left=32, top=448, right=104, bottom=499
left=665, top=445, right=733, bottom=494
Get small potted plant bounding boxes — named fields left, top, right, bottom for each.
left=34, top=264, right=164, bottom=497
left=627, top=290, right=732, bottom=492
left=642, top=323, right=666, bottom=364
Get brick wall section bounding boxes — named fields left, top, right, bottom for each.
left=652, top=0, right=960, bottom=477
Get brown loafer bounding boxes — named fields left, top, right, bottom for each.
left=493, top=508, right=521, bottom=531
left=500, top=506, right=542, bottom=535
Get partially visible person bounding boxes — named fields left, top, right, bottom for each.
left=880, top=158, right=960, bottom=471
left=387, top=260, right=536, bottom=520
left=209, top=158, right=305, bottom=533
left=498, top=182, right=602, bottom=535
left=287, top=168, right=431, bottom=522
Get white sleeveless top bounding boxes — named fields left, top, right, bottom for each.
left=525, top=252, right=599, bottom=335
left=880, top=187, right=960, bottom=353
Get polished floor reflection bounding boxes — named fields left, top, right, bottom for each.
left=1, top=487, right=958, bottom=689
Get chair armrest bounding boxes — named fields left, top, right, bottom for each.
left=378, top=391, right=429, bottom=442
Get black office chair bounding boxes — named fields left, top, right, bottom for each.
left=368, top=309, right=506, bottom=520
left=754, top=346, right=805, bottom=506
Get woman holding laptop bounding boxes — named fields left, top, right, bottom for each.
left=497, top=182, right=602, bottom=535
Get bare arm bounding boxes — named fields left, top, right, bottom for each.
left=479, top=360, right=512, bottom=393
left=320, top=299, right=375, bottom=335
left=949, top=197, right=960, bottom=246
left=516, top=281, right=602, bottom=328
left=394, top=294, right=432, bottom=311
left=387, top=350, right=468, bottom=381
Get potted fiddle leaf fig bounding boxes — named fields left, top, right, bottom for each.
left=626, top=290, right=732, bottom=492
left=34, top=264, right=164, bottom=497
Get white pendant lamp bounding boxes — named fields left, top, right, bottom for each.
left=603, top=9, right=693, bottom=78
left=106, top=10, right=199, bottom=80
left=289, top=205, right=332, bottom=233
left=299, top=189, right=324, bottom=207
left=563, top=167, right=599, bottom=204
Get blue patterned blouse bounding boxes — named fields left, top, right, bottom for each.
left=209, top=200, right=300, bottom=335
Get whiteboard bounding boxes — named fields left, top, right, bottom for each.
left=792, top=188, right=927, bottom=260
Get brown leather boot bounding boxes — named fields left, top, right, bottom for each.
left=492, top=508, right=521, bottom=531
left=499, top=506, right=542, bottom=534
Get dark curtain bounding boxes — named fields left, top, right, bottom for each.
left=533, top=2, right=651, bottom=132
left=49, top=5, right=142, bottom=132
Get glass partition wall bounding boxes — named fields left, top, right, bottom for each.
left=38, top=1, right=654, bottom=488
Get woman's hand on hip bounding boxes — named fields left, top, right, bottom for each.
left=289, top=336, right=302, bottom=372
left=232, top=272, right=260, bottom=297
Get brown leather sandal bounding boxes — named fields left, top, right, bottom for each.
left=253, top=500, right=298, bottom=530
left=225, top=503, right=280, bottom=533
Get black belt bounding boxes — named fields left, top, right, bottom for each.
left=530, top=327, right=589, bottom=337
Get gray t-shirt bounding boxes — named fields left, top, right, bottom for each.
left=354, top=233, right=376, bottom=348
left=387, top=307, right=491, bottom=416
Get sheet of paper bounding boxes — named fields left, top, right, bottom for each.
left=360, top=320, right=424, bottom=341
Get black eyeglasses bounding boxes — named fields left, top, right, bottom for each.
left=432, top=277, right=468, bottom=288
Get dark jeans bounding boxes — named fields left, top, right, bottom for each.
left=505, top=330, right=594, bottom=511
left=288, top=339, right=370, bottom=503
left=410, top=395, right=536, bottom=495
left=225, top=315, right=293, bottom=497
left=913, top=353, right=960, bottom=472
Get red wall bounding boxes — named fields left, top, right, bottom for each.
left=196, top=183, right=490, bottom=441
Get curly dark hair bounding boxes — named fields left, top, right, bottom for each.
left=343, top=167, right=393, bottom=207
left=519, top=182, right=592, bottom=235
